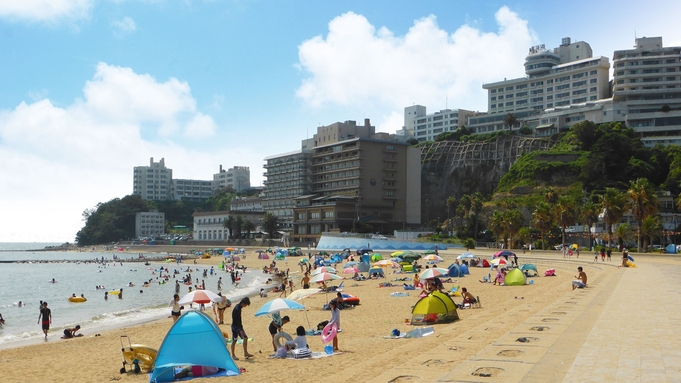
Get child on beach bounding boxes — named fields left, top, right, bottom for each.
left=37, top=301, right=51, bottom=339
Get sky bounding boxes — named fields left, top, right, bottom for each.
left=1, top=0, right=680, bottom=243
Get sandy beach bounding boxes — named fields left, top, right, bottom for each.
left=0, top=244, right=674, bottom=383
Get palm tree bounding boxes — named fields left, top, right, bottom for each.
left=599, top=188, right=626, bottom=249
left=223, top=216, right=235, bottom=239
left=614, top=223, right=635, bottom=250
left=544, top=187, right=559, bottom=205
left=640, top=215, right=662, bottom=251
left=234, top=215, right=243, bottom=240
left=488, top=211, right=505, bottom=248
left=627, top=178, right=658, bottom=252
left=243, top=219, right=256, bottom=239
left=555, top=196, right=578, bottom=247
left=471, top=192, right=484, bottom=241
left=581, top=201, right=599, bottom=251
left=263, top=212, right=279, bottom=240
left=504, top=113, right=519, bottom=132
left=531, top=202, right=553, bottom=250
left=503, top=209, right=524, bottom=249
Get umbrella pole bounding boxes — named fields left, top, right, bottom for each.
left=303, top=307, right=312, bottom=330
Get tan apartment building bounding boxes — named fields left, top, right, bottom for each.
left=291, top=136, right=421, bottom=243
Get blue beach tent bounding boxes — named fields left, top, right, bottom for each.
left=149, top=311, right=239, bottom=382
left=447, top=264, right=465, bottom=278
left=458, top=263, right=470, bottom=275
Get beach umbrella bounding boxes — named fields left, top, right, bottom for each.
left=287, top=288, right=322, bottom=302
left=343, top=267, right=360, bottom=274
left=457, top=252, right=477, bottom=260
left=342, top=261, right=358, bottom=268
left=391, top=251, right=405, bottom=257
left=226, top=247, right=235, bottom=252
left=490, top=258, right=507, bottom=266
left=255, top=249, right=266, bottom=254
left=310, top=272, right=343, bottom=284
left=493, top=250, right=514, bottom=259
left=419, top=268, right=450, bottom=280
left=178, top=289, right=221, bottom=305
left=311, top=267, right=337, bottom=276
left=422, top=249, right=437, bottom=255
left=254, top=298, right=305, bottom=317
left=373, top=260, right=399, bottom=268
left=423, top=255, right=444, bottom=262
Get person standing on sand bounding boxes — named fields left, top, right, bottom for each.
left=38, top=301, right=51, bottom=339
left=328, top=300, right=341, bottom=351
left=230, top=297, right=252, bottom=360
left=301, top=273, right=310, bottom=289
left=170, top=294, right=183, bottom=322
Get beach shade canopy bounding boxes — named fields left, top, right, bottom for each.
left=232, top=255, right=241, bottom=262
left=504, top=268, right=527, bottom=286
left=447, top=264, right=465, bottom=278
left=493, top=250, right=515, bottom=259
left=520, top=264, right=538, bottom=275
left=178, top=290, right=221, bottom=305
left=371, top=253, right=383, bottom=262
left=457, top=252, right=477, bottom=260
left=254, top=298, right=305, bottom=317
left=255, top=249, right=266, bottom=254
left=311, top=266, right=337, bottom=276
left=419, top=268, right=450, bottom=280
left=258, top=253, right=270, bottom=260
left=421, top=249, right=437, bottom=255
left=391, top=251, right=405, bottom=257
left=343, top=267, right=360, bottom=274
left=342, top=261, right=358, bottom=268
left=490, top=258, right=508, bottom=267
left=400, top=253, right=422, bottom=262
left=481, top=259, right=491, bottom=268
left=411, top=291, right=459, bottom=325
left=149, top=311, right=239, bottom=382
left=357, top=262, right=371, bottom=273
left=458, top=263, right=470, bottom=275
left=287, top=288, right=322, bottom=302
left=423, top=254, right=444, bottom=262
left=310, top=272, right=342, bottom=284
left=665, top=244, right=676, bottom=254
left=373, top=259, right=399, bottom=268
left=368, top=267, right=385, bottom=278
left=360, top=254, right=371, bottom=263
left=330, top=253, right=343, bottom=263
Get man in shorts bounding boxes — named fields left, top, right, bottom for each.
left=230, top=297, right=252, bottom=360
left=38, top=301, right=51, bottom=338
left=572, top=267, right=587, bottom=290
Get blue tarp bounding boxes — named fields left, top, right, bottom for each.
left=149, top=311, right=239, bottom=382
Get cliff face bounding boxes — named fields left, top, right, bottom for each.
left=419, top=135, right=556, bottom=223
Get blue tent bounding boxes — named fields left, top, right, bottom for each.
left=360, top=254, right=371, bottom=263
left=149, top=311, right=239, bottom=382
left=447, top=264, right=465, bottom=278
left=368, top=267, right=385, bottom=278
left=330, top=253, right=343, bottom=263
left=666, top=244, right=677, bottom=254
left=357, top=262, right=371, bottom=273
left=458, top=264, right=470, bottom=275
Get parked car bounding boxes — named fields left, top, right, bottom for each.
left=371, top=234, right=388, bottom=240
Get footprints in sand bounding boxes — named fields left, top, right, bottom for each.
left=472, top=367, right=504, bottom=378
left=497, top=349, right=524, bottom=357
left=541, top=317, right=559, bottom=322
left=386, top=375, right=419, bottom=383
left=529, top=326, right=550, bottom=331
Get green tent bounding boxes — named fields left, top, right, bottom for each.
left=411, top=291, right=459, bottom=325
left=504, top=268, right=526, bottom=286
left=371, top=253, right=383, bottom=262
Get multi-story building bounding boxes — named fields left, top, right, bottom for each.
left=403, top=105, right=476, bottom=142
left=213, top=165, right=251, bottom=192
left=262, top=149, right=312, bottom=231
left=291, top=136, right=421, bottom=243
left=230, top=197, right=263, bottom=212
left=135, top=211, right=165, bottom=238
left=612, top=36, right=681, bottom=146
left=470, top=38, right=611, bottom=134
left=192, top=211, right=264, bottom=241
left=171, top=179, right=213, bottom=201
left=133, top=157, right=172, bottom=201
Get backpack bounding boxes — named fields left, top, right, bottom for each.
left=291, top=347, right=311, bottom=359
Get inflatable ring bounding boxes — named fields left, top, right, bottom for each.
left=321, top=322, right=337, bottom=343
left=68, top=297, right=87, bottom=303
left=273, top=332, right=293, bottom=349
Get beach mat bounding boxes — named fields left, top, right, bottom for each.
left=270, top=351, right=341, bottom=360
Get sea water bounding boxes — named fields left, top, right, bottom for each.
left=0, top=244, right=267, bottom=348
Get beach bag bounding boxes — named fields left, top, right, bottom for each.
left=317, top=320, right=329, bottom=330
left=291, top=347, right=311, bottom=359
left=274, top=346, right=288, bottom=358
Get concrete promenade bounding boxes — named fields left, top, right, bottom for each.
left=434, top=254, right=681, bottom=383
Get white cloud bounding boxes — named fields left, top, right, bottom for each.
left=0, top=0, right=93, bottom=23
left=0, top=63, right=236, bottom=242
left=296, top=6, right=536, bottom=114
left=111, top=16, right=137, bottom=35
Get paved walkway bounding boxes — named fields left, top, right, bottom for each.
left=434, top=256, right=681, bottom=383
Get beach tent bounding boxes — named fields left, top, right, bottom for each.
left=411, top=291, right=459, bottom=325
left=149, top=311, right=239, bottom=382
left=458, top=263, right=470, bottom=275
left=447, top=264, right=464, bottom=278
left=330, top=254, right=343, bottom=263
left=368, top=267, right=385, bottom=278
left=666, top=244, right=677, bottom=254
left=274, top=252, right=286, bottom=260
left=258, top=253, right=269, bottom=260
left=371, top=253, right=383, bottom=262
left=504, top=268, right=526, bottom=286
left=357, top=262, right=371, bottom=273
left=360, top=254, right=371, bottom=264
left=481, top=259, right=490, bottom=268
left=519, top=264, right=538, bottom=276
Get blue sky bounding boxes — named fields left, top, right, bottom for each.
left=1, top=0, right=680, bottom=242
